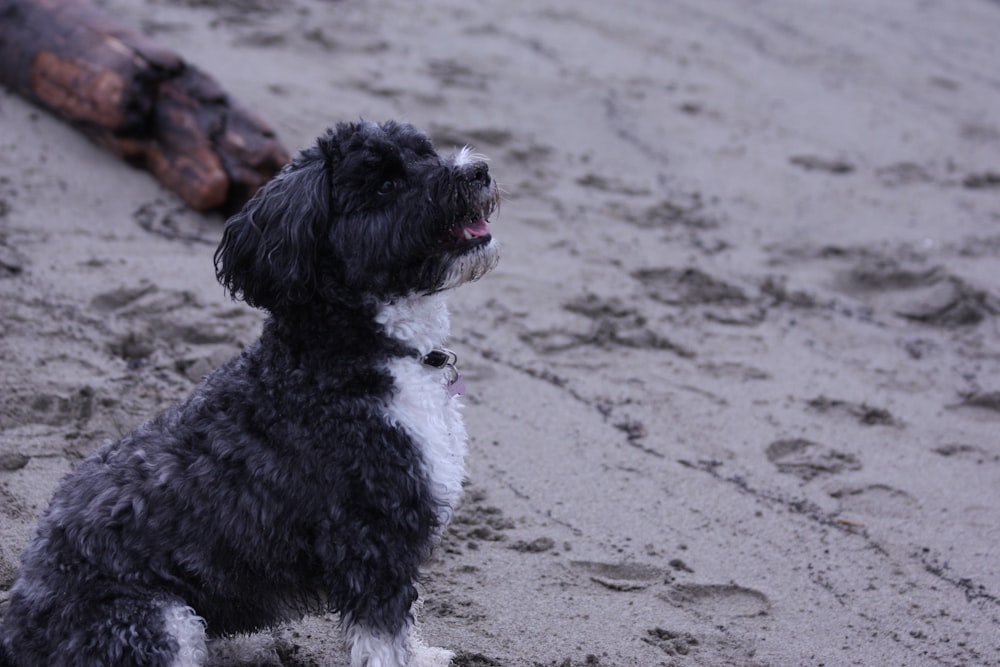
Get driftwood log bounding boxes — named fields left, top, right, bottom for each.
left=0, top=0, right=289, bottom=212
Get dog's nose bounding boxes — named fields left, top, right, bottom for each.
left=469, top=161, right=491, bottom=185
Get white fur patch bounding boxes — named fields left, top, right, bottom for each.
left=439, top=239, right=500, bottom=292
left=376, top=295, right=468, bottom=527
left=407, top=622, right=455, bottom=667
left=375, top=294, right=452, bottom=353
left=345, top=623, right=452, bottom=667
left=452, top=146, right=488, bottom=168
left=346, top=625, right=410, bottom=667
left=383, top=356, right=468, bottom=526
left=409, top=643, right=455, bottom=667
left=162, top=604, right=208, bottom=667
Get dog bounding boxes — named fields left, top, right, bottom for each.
left=0, top=120, right=500, bottom=667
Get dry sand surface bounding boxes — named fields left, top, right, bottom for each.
left=3, top=0, right=1000, bottom=665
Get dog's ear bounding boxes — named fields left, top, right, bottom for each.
left=214, top=152, right=329, bottom=311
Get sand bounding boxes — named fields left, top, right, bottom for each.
left=2, top=0, right=1000, bottom=665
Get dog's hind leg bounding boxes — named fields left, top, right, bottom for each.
left=2, top=591, right=208, bottom=667
left=159, top=602, right=209, bottom=667
left=78, top=596, right=207, bottom=667
left=79, top=596, right=208, bottom=667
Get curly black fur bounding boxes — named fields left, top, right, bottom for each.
left=0, top=121, right=499, bottom=667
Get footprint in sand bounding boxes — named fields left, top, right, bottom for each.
left=933, top=443, right=999, bottom=464
left=94, top=285, right=251, bottom=368
left=805, top=396, right=900, bottom=427
left=90, top=283, right=158, bottom=312
left=632, top=267, right=749, bottom=308
left=830, top=484, right=917, bottom=519
left=643, top=627, right=699, bottom=657
left=632, top=266, right=766, bottom=326
left=572, top=560, right=667, bottom=592
left=5, top=386, right=96, bottom=429
left=789, top=154, right=855, bottom=175
left=766, top=438, right=861, bottom=481
left=519, top=293, right=694, bottom=357
left=660, top=583, right=771, bottom=619
left=840, top=255, right=1000, bottom=328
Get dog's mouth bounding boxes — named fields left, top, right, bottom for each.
left=443, top=195, right=496, bottom=251
left=438, top=174, right=499, bottom=253
left=448, top=216, right=491, bottom=245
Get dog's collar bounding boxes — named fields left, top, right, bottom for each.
left=420, top=348, right=457, bottom=369
left=420, top=347, right=465, bottom=397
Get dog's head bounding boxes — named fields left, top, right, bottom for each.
left=214, top=121, right=500, bottom=311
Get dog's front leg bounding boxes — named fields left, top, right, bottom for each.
left=340, top=585, right=453, bottom=667
left=337, top=574, right=415, bottom=667
left=344, top=621, right=410, bottom=667
left=403, top=603, right=455, bottom=667
left=344, top=619, right=454, bottom=667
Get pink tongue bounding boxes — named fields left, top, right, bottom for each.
left=452, top=218, right=490, bottom=238
left=466, top=218, right=489, bottom=237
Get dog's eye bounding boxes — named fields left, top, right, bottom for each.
left=377, top=180, right=398, bottom=196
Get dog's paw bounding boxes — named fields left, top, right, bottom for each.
left=207, top=632, right=282, bottom=666
left=409, top=644, right=454, bottom=667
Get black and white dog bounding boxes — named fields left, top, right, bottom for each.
left=0, top=121, right=499, bottom=667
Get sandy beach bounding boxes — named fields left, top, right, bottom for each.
left=2, top=0, right=1000, bottom=665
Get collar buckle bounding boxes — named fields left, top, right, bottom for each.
left=420, top=348, right=464, bottom=396
left=420, top=348, right=458, bottom=369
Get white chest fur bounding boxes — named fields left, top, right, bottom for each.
left=376, top=295, right=467, bottom=525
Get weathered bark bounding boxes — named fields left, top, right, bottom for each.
left=0, top=0, right=289, bottom=212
